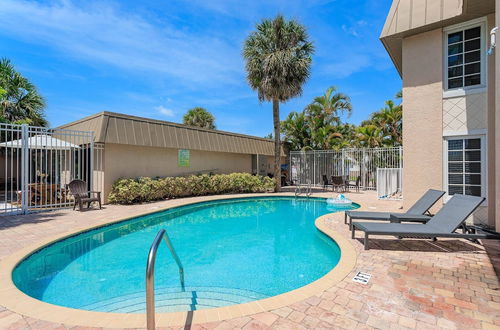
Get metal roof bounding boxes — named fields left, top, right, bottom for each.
left=0, top=135, right=80, bottom=150
left=58, top=111, right=281, bottom=156
left=380, top=0, right=494, bottom=75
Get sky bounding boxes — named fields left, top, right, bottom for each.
left=0, top=0, right=401, bottom=137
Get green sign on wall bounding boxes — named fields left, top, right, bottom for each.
left=178, top=149, right=190, bottom=167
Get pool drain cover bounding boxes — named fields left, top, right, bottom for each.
left=352, top=271, right=371, bottom=284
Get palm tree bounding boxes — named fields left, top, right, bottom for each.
left=356, top=125, right=383, bottom=148
left=331, top=123, right=356, bottom=150
left=371, top=100, right=402, bottom=146
left=307, top=86, right=352, bottom=124
left=182, top=107, right=216, bottom=129
left=243, top=15, right=314, bottom=190
left=311, top=125, right=342, bottom=149
left=0, top=58, right=47, bottom=126
left=281, top=111, right=311, bottom=150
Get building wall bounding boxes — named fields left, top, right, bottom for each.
left=495, top=2, right=500, bottom=231
left=440, top=15, right=494, bottom=226
left=402, top=16, right=496, bottom=228
left=402, top=29, right=444, bottom=210
left=102, top=143, right=253, bottom=202
left=486, top=13, right=497, bottom=228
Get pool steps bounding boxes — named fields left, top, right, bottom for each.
left=81, top=286, right=269, bottom=313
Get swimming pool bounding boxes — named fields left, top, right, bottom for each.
left=13, top=196, right=358, bottom=313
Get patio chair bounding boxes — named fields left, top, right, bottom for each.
left=68, top=179, right=101, bottom=211
left=344, top=189, right=445, bottom=229
left=351, top=194, right=499, bottom=250
left=331, top=176, right=345, bottom=192
left=322, top=175, right=332, bottom=191
left=345, top=176, right=361, bottom=192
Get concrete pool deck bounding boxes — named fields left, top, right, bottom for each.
left=0, top=191, right=498, bottom=329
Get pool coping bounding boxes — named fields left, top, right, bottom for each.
left=0, top=193, right=358, bottom=328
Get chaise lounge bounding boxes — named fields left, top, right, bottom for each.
left=351, top=194, right=499, bottom=250
left=344, top=189, right=445, bottom=230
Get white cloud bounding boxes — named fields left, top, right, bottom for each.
left=155, top=106, right=175, bottom=117
left=0, top=0, right=243, bottom=86
left=321, top=53, right=371, bottom=78
left=341, top=20, right=368, bottom=38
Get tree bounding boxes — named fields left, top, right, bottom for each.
left=0, top=58, right=47, bottom=126
left=182, top=107, right=216, bottom=129
left=331, top=123, right=356, bottom=150
left=355, top=125, right=383, bottom=148
left=306, top=86, right=352, bottom=124
left=371, top=100, right=402, bottom=146
left=281, top=86, right=352, bottom=151
left=281, top=111, right=311, bottom=150
left=243, top=15, right=314, bottom=190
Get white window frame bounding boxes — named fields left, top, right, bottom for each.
left=443, top=134, right=487, bottom=204
left=443, top=17, right=487, bottom=98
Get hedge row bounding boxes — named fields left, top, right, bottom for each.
left=108, top=173, right=276, bottom=204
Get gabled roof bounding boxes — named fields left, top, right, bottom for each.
left=380, top=0, right=495, bottom=75
left=58, top=111, right=281, bottom=156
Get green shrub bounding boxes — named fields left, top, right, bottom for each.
left=108, top=173, right=275, bottom=204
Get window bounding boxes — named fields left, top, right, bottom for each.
left=446, top=24, right=484, bottom=90
left=446, top=136, right=485, bottom=197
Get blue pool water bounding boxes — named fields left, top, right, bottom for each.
left=13, top=196, right=358, bottom=313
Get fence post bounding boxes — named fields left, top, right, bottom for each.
left=313, top=152, right=316, bottom=186
left=399, top=146, right=403, bottom=167
left=21, top=124, right=29, bottom=214
left=341, top=149, right=346, bottom=178
left=362, top=148, right=366, bottom=190
left=399, top=146, right=403, bottom=195
left=90, top=132, right=94, bottom=192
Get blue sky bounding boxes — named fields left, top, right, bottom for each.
left=0, top=0, right=401, bottom=137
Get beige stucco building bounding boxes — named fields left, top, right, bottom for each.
left=59, top=112, right=280, bottom=202
left=381, top=0, right=499, bottom=230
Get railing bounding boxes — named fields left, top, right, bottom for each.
left=0, top=123, right=99, bottom=215
left=294, top=182, right=312, bottom=197
left=290, top=147, right=403, bottom=192
left=146, top=229, right=185, bottom=330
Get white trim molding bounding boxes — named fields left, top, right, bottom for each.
left=443, top=129, right=487, bottom=137
left=442, top=134, right=488, bottom=205
left=442, top=16, right=488, bottom=97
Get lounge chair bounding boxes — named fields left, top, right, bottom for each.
left=352, top=194, right=498, bottom=250
left=344, top=189, right=445, bottom=229
left=68, top=179, right=102, bottom=211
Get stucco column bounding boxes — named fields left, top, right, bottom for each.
left=402, top=29, right=443, bottom=210
left=495, top=1, right=500, bottom=230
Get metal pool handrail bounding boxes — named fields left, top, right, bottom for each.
left=146, top=229, right=185, bottom=330
left=294, top=182, right=312, bottom=197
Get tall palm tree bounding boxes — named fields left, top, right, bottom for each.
left=182, top=107, right=216, bottom=129
left=243, top=15, right=314, bottom=190
left=0, top=58, right=47, bottom=126
left=307, top=86, right=352, bottom=124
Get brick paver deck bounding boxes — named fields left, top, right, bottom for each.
left=0, top=191, right=498, bottom=330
